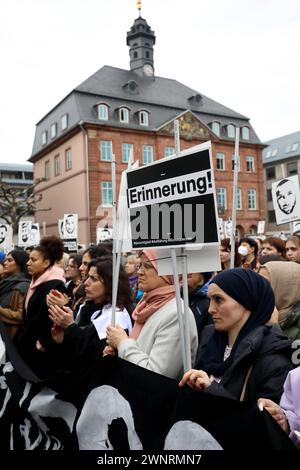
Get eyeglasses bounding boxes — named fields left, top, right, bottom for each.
left=136, top=261, right=155, bottom=272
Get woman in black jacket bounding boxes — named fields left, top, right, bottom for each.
left=0, top=249, right=30, bottom=338
left=14, top=236, right=67, bottom=378
left=179, top=268, right=293, bottom=404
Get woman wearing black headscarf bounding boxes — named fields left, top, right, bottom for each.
left=0, top=249, right=30, bottom=337
left=179, top=268, right=293, bottom=404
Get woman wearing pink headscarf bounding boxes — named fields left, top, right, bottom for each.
left=105, top=249, right=198, bottom=380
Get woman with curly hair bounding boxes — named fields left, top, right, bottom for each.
left=14, top=235, right=67, bottom=378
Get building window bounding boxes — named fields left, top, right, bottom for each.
left=285, top=145, right=291, bottom=153
left=271, top=148, right=278, bottom=157
left=122, top=143, right=133, bottom=163
left=268, top=210, right=276, bottom=223
left=292, top=143, right=299, bottom=152
left=267, top=189, right=272, bottom=201
left=216, top=152, right=225, bottom=170
left=142, top=145, right=153, bottom=165
left=265, top=150, right=272, bottom=158
left=54, top=155, right=60, bottom=176
left=42, top=131, right=47, bottom=145
left=61, top=114, right=68, bottom=130
left=232, top=154, right=240, bottom=171
left=45, top=161, right=50, bottom=180
left=266, top=166, right=276, bottom=179
left=119, top=107, right=129, bottom=123
left=248, top=189, right=256, bottom=210
left=212, top=122, right=220, bottom=136
left=287, top=161, right=298, bottom=176
left=217, top=188, right=227, bottom=210
left=227, top=124, right=235, bottom=138
left=97, top=104, right=108, bottom=120
left=101, top=181, right=112, bottom=207
left=100, top=141, right=112, bottom=161
left=241, top=127, right=250, bottom=140
left=246, top=155, right=255, bottom=172
left=50, top=123, right=57, bottom=139
left=65, top=148, right=72, bottom=170
left=139, top=111, right=149, bottom=126
left=236, top=188, right=242, bottom=209
left=164, top=146, right=175, bottom=157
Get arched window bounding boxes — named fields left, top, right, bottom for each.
left=227, top=124, right=235, bottom=138
left=119, top=107, right=129, bottom=123
left=139, top=110, right=149, bottom=126
left=97, top=104, right=108, bottom=121
left=211, top=121, right=220, bottom=136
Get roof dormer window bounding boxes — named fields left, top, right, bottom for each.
left=41, top=130, right=48, bottom=145
left=139, top=110, right=149, bottom=126
left=97, top=103, right=109, bottom=121
left=241, top=126, right=250, bottom=140
left=61, top=113, right=68, bottom=131
left=119, top=107, right=130, bottom=124
left=211, top=121, right=220, bottom=136
left=50, top=123, right=57, bottom=139
left=227, top=124, right=235, bottom=138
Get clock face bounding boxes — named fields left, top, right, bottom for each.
left=143, top=64, right=154, bottom=77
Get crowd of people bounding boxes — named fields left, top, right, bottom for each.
left=0, top=232, right=300, bottom=447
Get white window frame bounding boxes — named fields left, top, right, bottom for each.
left=97, top=104, right=108, bottom=121
left=142, top=145, right=153, bottom=165
left=216, top=152, right=225, bottom=170
left=101, top=181, right=113, bottom=207
left=241, top=126, right=250, bottom=140
left=65, top=148, right=72, bottom=171
left=100, top=141, right=112, bottom=161
left=246, top=155, right=255, bottom=172
left=122, top=143, right=133, bottom=163
left=42, top=130, right=47, bottom=145
left=248, top=189, right=257, bottom=210
left=54, top=155, right=60, bottom=176
left=45, top=160, right=50, bottom=180
left=61, top=114, right=68, bottom=131
left=164, top=146, right=175, bottom=157
left=119, top=107, right=129, bottom=123
left=227, top=124, right=235, bottom=138
left=50, top=123, right=57, bottom=139
left=139, top=111, right=149, bottom=126
left=212, top=121, right=220, bottom=136
left=217, top=187, right=227, bottom=210
left=236, top=188, right=242, bottom=210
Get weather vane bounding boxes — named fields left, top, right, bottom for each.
left=137, top=0, right=142, bottom=16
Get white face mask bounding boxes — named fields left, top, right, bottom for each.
left=238, top=245, right=248, bottom=257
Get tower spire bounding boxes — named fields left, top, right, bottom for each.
left=137, top=0, right=142, bottom=17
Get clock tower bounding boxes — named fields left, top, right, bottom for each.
left=126, top=2, right=156, bottom=78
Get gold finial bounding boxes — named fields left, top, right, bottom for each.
left=137, top=0, right=142, bottom=16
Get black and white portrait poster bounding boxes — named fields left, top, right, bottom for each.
left=62, top=213, right=78, bottom=239
left=0, top=223, right=13, bottom=252
left=272, top=175, right=300, bottom=225
left=18, top=221, right=40, bottom=247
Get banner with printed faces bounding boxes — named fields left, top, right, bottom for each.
left=62, top=214, right=78, bottom=239
left=126, top=142, right=219, bottom=249
left=272, top=175, right=300, bottom=225
left=0, top=224, right=13, bottom=252
left=292, top=220, right=300, bottom=234
left=18, top=221, right=40, bottom=247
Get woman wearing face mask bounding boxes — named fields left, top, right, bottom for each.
left=238, top=237, right=259, bottom=270
left=179, top=268, right=293, bottom=404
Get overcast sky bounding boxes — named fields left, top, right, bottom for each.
left=1, top=0, right=300, bottom=164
